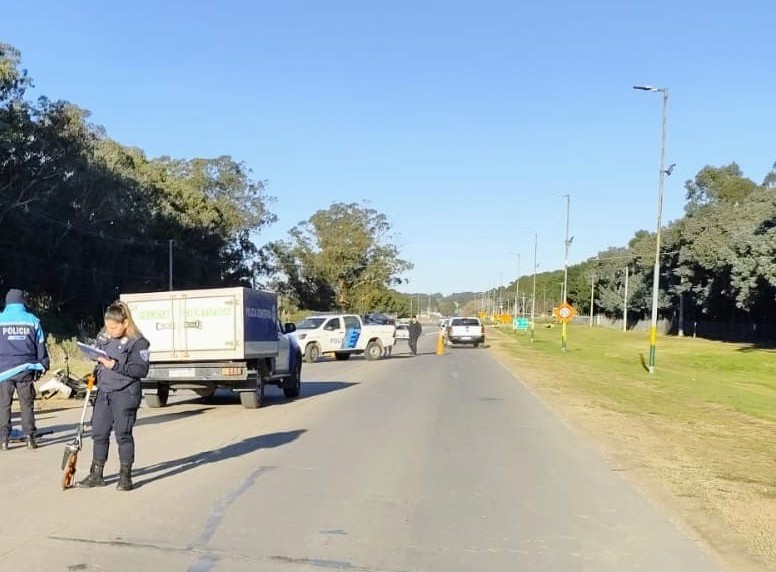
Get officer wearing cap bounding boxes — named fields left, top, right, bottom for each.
left=0, top=288, right=50, bottom=450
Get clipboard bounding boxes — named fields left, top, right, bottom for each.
left=77, top=342, right=108, bottom=361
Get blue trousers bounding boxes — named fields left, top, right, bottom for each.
left=91, top=383, right=142, bottom=465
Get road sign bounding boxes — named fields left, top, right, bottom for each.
left=557, top=302, right=576, bottom=323
left=513, top=317, right=529, bottom=331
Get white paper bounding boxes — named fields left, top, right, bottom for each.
left=77, top=342, right=108, bottom=361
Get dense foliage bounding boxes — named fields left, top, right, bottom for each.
left=0, top=42, right=274, bottom=327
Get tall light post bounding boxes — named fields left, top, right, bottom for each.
left=530, top=233, right=538, bottom=343
left=634, top=84, right=668, bottom=374
left=514, top=254, right=521, bottom=318
left=562, top=194, right=571, bottom=304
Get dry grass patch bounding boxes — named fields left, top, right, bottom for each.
left=488, top=324, right=776, bottom=571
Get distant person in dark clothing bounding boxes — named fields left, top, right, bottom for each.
left=408, top=316, right=422, bottom=355
left=0, top=288, right=49, bottom=450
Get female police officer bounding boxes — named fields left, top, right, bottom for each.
left=79, top=301, right=150, bottom=491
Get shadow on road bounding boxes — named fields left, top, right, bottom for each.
left=130, top=429, right=307, bottom=488
left=28, top=407, right=217, bottom=449
left=298, top=381, right=357, bottom=398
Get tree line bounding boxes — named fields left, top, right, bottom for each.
left=486, top=162, right=776, bottom=339
left=0, top=42, right=414, bottom=331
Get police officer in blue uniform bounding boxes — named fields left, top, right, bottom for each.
left=0, top=288, right=49, bottom=450
left=79, top=301, right=150, bottom=491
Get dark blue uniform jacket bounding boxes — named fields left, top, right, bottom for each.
left=0, top=303, right=50, bottom=382
left=94, top=331, right=150, bottom=392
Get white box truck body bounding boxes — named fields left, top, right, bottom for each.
left=121, top=287, right=302, bottom=409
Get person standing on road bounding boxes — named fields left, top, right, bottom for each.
left=0, top=289, right=49, bottom=450
left=408, top=316, right=422, bottom=356
left=79, top=301, right=149, bottom=491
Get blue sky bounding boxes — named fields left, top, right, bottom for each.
left=3, top=1, right=775, bottom=294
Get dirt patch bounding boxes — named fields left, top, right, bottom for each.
left=488, top=330, right=776, bottom=572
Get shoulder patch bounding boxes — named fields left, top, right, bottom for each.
left=139, top=349, right=150, bottom=362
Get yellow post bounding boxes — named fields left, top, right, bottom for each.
left=436, top=330, right=445, bottom=355
left=561, top=321, right=568, bottom=352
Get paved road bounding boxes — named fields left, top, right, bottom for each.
left=0, top=331, right=723, bottom=571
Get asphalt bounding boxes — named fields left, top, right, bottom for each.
left=0, top=330, right=723, bottom=571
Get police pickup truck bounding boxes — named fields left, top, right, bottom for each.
left=292, top=313, right=395, bottom=362
left=121, top=287, right=302, bottom=409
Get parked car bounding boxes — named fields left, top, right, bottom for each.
left=446, top=317, right=485, bottom=347
left=395, top=323, right=410, bottom=341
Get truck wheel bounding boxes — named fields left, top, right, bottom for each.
left=240, top=378, right=265, bottom=409
left=334, top=352, right=350, bottom=361
left=144, top=384, right=169, bottom=408
left=365, top=341, right=382, bottom=360
left=283, top=360, right=302, bottom=398
left=304, top=343, right=321, bottom=363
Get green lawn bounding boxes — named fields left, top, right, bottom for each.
left=497, top=323, right=776, bottom=423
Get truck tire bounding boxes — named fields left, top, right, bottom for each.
left=240, top=378, right=265, bottom=409
left=304, top=343, right=321, bottom=363
left=334, top=352, right=350, bottom=361
left=144, top=383, right=169, bottom=408
left=283, top=360, right=302, bottom=398
left=365, top=340, right=382, bottom=361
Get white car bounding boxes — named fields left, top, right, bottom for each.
left=395, top=323, right=410, bottom=341
left=293, top=313, right=396, bottom=362
left=446, top=317, right=485, bottom=347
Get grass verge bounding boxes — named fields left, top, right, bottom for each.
left=488, top=323, right=776, bottom=571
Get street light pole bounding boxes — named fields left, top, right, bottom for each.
left=634, top=84, right=669, bottom=374
left=168, top=239, right=174, bottom=291
left=514, top=254, right=520, bottom=318
left=562, top=193, right=571, bottom=304
left=531, top=233, right=537, bottom=343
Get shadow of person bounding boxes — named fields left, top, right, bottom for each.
left=130, top=429, right=306, bottom=489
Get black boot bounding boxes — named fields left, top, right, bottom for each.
left=77, top=461, right=106, bottom=488
left=26, top=435, right=38, bottom=450
left=116, top=464, right=133, bottom=491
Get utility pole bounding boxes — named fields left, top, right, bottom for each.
left=623, top=265, right=629, bottom=332
left=514, top=254, right=521, bottom=318
left=562, top=193, right=571, bottom=304
left=531, top=232, right=538, bottom=343
left=168, top=239, right=174, bottom=291
left=589, top=272, right=595, bottom=327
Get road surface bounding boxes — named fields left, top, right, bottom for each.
left=0, top=331, right=723, bottom=571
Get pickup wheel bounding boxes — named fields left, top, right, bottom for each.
left=144, top=384, right=169, bottom=408
left=334, top=352, right=351, bottom=361
left=304, top=343, right=321, bottom=363
left=240, top=378, right=265, bottom=409
left=283, top=359, right=302, bottom=398
left=365, top=340, right=382, bottom=361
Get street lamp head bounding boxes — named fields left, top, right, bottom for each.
left=633, top=84, right=666, bottom=93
